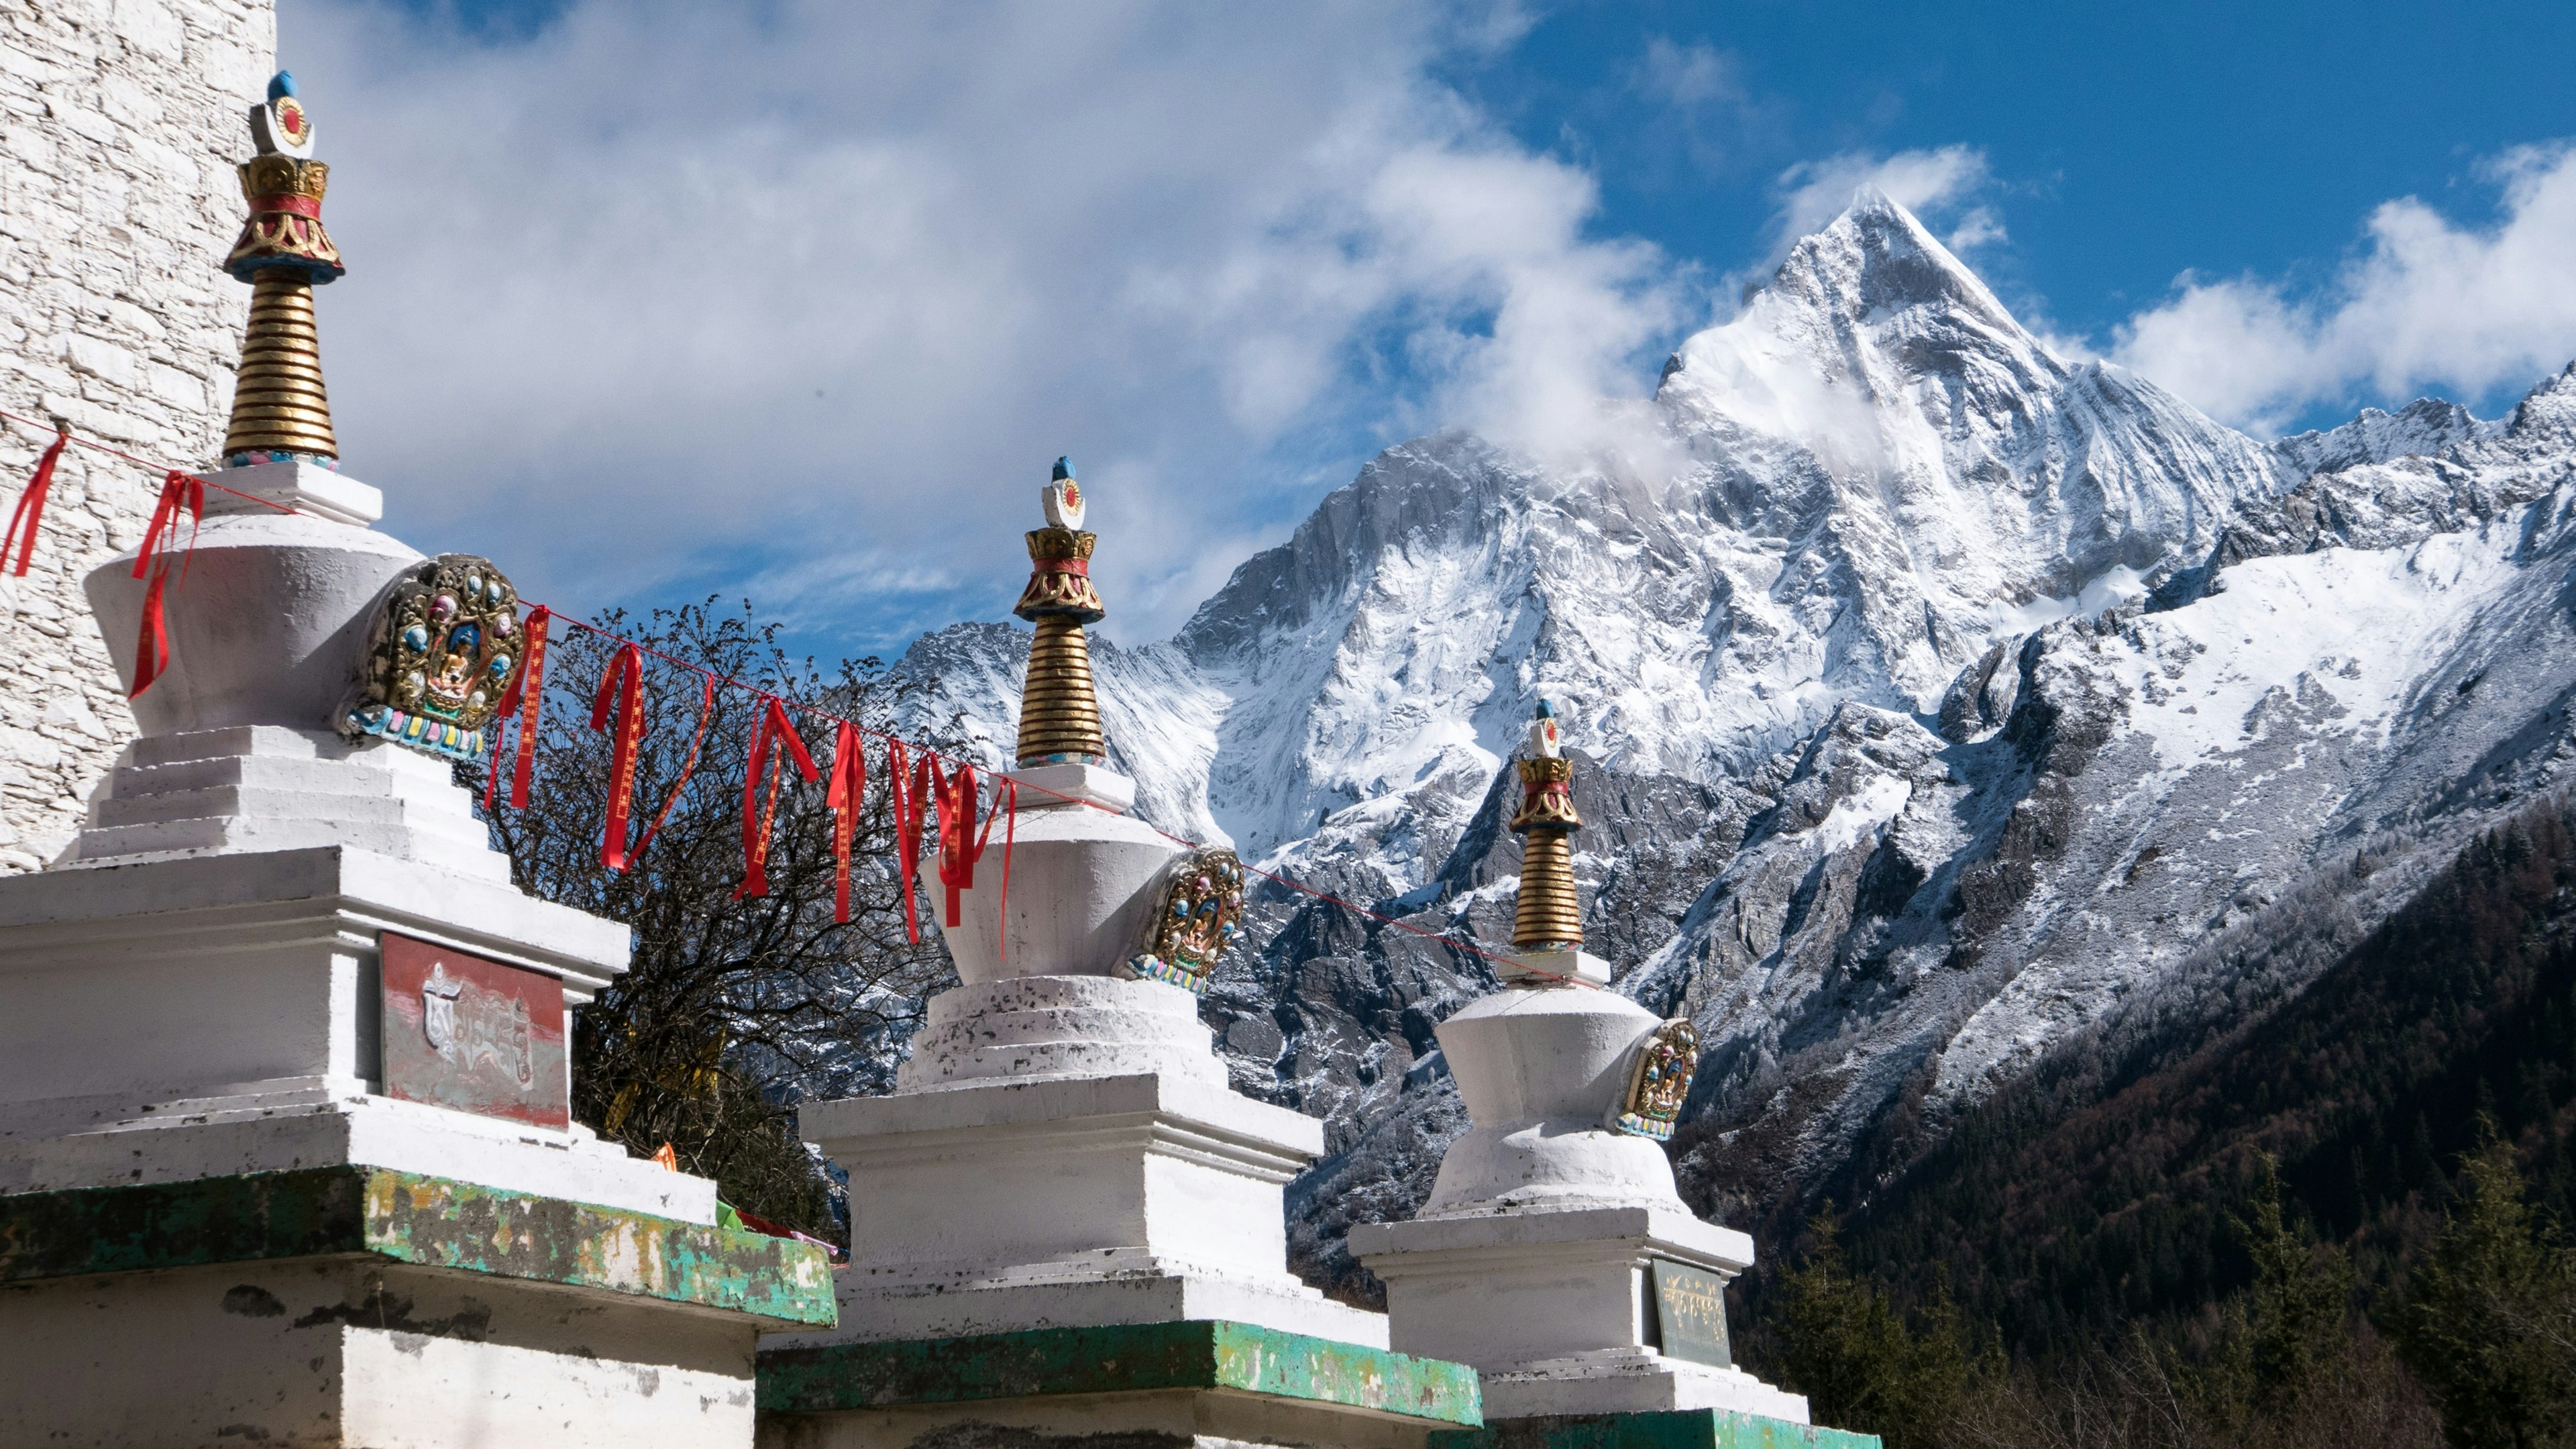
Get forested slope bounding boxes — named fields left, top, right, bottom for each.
left=1792, top=790, right=2576, bottom=1354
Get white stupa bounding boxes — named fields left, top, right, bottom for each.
left=1351, top=702, right=1811, bottom=1422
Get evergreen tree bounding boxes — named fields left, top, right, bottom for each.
left=2398, top=1135, right=2576, bottom=1449
left=2239, top=1152, right=2356, bottom=1406
left=1777, top=1210, right=1968, bottom=1448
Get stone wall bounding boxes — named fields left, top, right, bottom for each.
left=0, top=0, right=270, bottom=868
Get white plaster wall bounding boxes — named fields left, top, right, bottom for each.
left=0, top=0, right=272, bottom=868
left=1, top=1259, right=760, bottom=1447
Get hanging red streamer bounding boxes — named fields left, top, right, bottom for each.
left=485, top=604, right=551, bottom=812
left=824, top=720, right=868, bottom=924
left=889, top=740, right=929, bottom=943
left=930, top=759, right=1004, bottom=930
left=589, top=644, right=648, bottom=871
left=994, top=777, right=1016, bottom=959
left=126, top=470, right=203, bottom=699
left=633, top=672, right=715, bottom=862
left=3, top=429, right=68, bottom=576
left=733, top=694, right=819, bottom=900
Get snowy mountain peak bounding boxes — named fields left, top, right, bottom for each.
left=1762, top=186, right=2024, bottom=344
left=900, top=196, right=2297, bottom=869
left=2503, top=360, right=2576, bottom=451
left=2273, top=396, right=2491, bottom=477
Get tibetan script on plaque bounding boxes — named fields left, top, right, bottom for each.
left=1649, top=1258, right=1733, bottom=1368
left=378, top=931, right=569, bottom=1129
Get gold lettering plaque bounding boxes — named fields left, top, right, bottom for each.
left=1649, top=1258, right=1733, bottom=1368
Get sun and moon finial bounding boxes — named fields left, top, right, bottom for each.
left=249, top=70, right=315, bottom=158
left=1527, top=697, right=1563, bottom=758
left=1042, top=455, right=1086, bottom=531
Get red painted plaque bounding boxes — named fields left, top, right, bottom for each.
left=378, top=931, right=570, bottom=1129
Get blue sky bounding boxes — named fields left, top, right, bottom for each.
left=287, top=1, right=2576, bottom=659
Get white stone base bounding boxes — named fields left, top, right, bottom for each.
left=1481, top=1348, right=1811, bottom=1422
left=0, top=736, right=678, bottom=1218
left=56, top=726, right=509, bottom=879
left=1003, top=761, right=1134, bottom=814
left=1353, top=1202, right=1806, bottom=1422
left=792, top=1067, right=1387, bottom=1349
left=0, top=1081, right=714, bottom=1222
left=1351, top=1204, right=1750, bottom=1368
left=3, top=1256, right=758, bottom=1448
left=202, top=458, right=386, bottom=528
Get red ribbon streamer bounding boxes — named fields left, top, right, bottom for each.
left=485, top=604, right=551, bottom=812
left=509, top=606, right=551, bottom=809
left=589, top=644, right=648, bottom=871
left=824, top=720, right=868, bottom=924
left=733, top=694, right=819, bottom=900
left=889, top=741, right=928, bottom=943
left=4, top=429, right=67, bottom=576
left=633, top=672, right=715, bottom=863
left=996, top=777, right=1016, bottom=959
left=931, top=759, right=1003, bottom=929
left=127, top=470, right=203, bottom=699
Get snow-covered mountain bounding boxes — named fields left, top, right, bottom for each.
left=888, top=189, right=2576, bottom=1295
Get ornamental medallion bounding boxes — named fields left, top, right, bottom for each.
left=1611, top=1016, right=1699, bottom=1141
left=1124, top=847, right=1246, bottom=995
left=341, top=553, right=524, bottom=762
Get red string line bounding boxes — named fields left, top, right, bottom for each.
left=0, top=411, right=1581, bottom=985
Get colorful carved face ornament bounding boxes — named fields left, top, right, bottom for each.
left=1611, top=1017, right=1699, bottom=1141
left=342, top=553, right=523, bottom=762
left=1124, top=847, right=1246, bottom=996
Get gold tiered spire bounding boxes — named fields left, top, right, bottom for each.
left=1509, top=700, right=1583, bottom=951
left=1012, top=458, right=1109, bottom=767
left=219, top=72, right=343, bottom=466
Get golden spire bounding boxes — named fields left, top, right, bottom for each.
left=219, top=72, right=343, bottom=466
left=1012, top=458, right=1109, bottom=768
left=1509, top=700, right=1583, bottom=951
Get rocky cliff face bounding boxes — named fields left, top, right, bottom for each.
left=888, top=191, right=2576, bottom=1298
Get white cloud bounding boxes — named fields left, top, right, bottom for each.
left=280, top=0, right=1680, bottom=646
left=1767, top=145, right=1994, bottom=260
left=1943, top=205, right=2007, bottom=253
left=2112, top=142, right=2576, bottom=431
left=1637, top=37, right=1743, bottom=111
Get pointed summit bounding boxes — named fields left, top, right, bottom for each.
left=1777, top=186, right=2017, bottom=334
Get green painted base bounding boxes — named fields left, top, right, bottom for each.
left=0, top=1165, right=835, bottom=1328
left=1430, top=1409, right=1882, bottom=1449
left=761, top=1319, right=1481, bottom=1426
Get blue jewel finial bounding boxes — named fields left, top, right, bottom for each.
left=1053, top=456, right=1075, bottom=481
left=268, top=71, right=297, bottom=101
left=1534, top=698, right=1555, bottom=718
